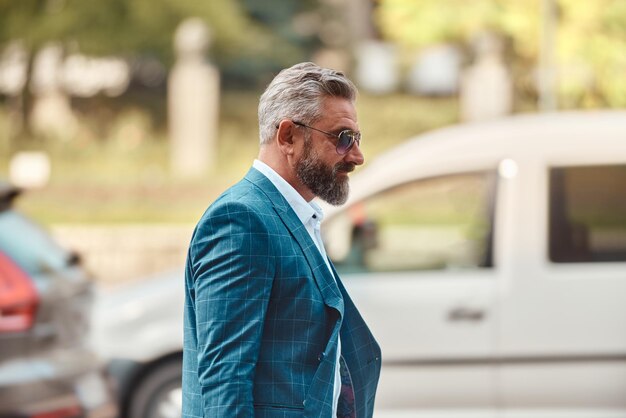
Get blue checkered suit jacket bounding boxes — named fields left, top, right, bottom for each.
left=182, top=167, right=381, bottom=417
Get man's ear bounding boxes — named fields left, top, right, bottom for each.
left=276, top=120, right=296, bottom=156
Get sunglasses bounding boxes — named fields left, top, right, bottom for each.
left=292, top=121, right=361, bottom=155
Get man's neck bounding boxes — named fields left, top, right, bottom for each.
left=257, top=151, right=314, bottom=202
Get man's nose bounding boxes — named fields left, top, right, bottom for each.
left=344, top=141, right=365, bottom=166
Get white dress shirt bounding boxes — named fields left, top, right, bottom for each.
left=253, top=159, right=343, bottom=416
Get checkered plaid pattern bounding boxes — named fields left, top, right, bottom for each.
left=182, top=168, right=381, bottom=417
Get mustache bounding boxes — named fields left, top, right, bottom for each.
left=334, top=162, right=355, bottom=173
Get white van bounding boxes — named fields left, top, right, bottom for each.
left=322, top=110, right=626, bottom=417
left=94, top=110, right=626, bottom=418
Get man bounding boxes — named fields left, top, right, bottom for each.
left=183, top=62, right=381, bottom=418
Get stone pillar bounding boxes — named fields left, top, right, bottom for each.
left=0, top=41, right=28, bottom=139
left=345, top=0, right=376, bottom=41
left=354, top=40, right=399, bottom=95
left=407, top=44, right=462, bottom=96
left=538, top=0, right=558, bottom=111
left=168, top=18, right=219, bottom=178
left=460, top=32, right=513, bottom=122
left=29, top=43, right=78, bottom=139
left=318, top=0, right=398, bottom=94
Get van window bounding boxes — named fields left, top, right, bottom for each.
left=549, top=164, right=626, bottom=263
left=324, top=172, right=496, bottom=274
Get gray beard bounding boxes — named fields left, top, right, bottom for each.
left=295, top=140, right=353, bottom=206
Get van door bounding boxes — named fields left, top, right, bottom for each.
left=325, top=170, right=499, bottom=416
left=498, top=162, right=626, bottom=415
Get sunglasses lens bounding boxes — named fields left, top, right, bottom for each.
left=337, top=131, right=358, bottom=154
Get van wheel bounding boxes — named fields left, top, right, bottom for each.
left=127, top=360, right=182, bottom=418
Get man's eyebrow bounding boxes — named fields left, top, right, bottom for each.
left=337, top=125, right=360, bottom=133
left=328, top=122, right=359, bottom=132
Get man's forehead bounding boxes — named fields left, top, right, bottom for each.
left=319, top=97, right=357, bottom=124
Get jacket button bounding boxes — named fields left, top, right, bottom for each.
left=317, top=353, right=324, bottom=361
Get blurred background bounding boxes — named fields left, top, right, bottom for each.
left=0, top=0, right=624, bottom=284
left=1, top=2, right=625, bottom=417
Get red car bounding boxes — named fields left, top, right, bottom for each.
left=0, top=182, right=117, bottom=418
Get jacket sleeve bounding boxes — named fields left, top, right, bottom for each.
left=189, top=200, right=276, bottom=417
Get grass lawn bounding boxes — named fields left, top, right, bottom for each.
left=0, top=91, right=459, bottom=225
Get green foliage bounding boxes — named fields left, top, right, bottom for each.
left=0, top=0, right=314, bottom=80
left=375, top=0, right=626, bottom=107
left=375, top=0, right=536, bottom=51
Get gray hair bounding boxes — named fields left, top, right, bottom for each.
left=258, top=62, right=357, bottom=145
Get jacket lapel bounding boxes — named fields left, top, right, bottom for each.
left=244, top=168, right=344, bottom=316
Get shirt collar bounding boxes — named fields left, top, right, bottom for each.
left=253, top=159, right=322, bottom=226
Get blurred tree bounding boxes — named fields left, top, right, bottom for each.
left=0, top=0, right=318, bottom=86
left=226, top=0, right=321, bottom=86
left=375, top=0, right=626, bottom=107
left=0, top=0, right=324, bottom=140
